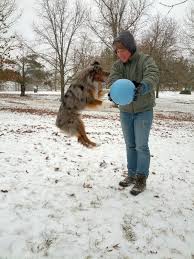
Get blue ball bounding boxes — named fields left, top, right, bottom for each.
left=110, top=79, right=135, bottom=105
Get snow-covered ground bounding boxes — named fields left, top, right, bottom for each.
left=0, top=91, right=194, bottom=259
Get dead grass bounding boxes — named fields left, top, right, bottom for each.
left=1, top=93, right=194, bottom=122
left=1, top=106, right=194, bottom=123
left=0, top=107, right=57, bottom=116
left=155, top=112, right=194, bottom=122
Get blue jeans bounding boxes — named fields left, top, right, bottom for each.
left=120, top=110, right=153, bottom=177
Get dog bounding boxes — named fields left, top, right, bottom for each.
left=56, top=61, right=109, bottom=148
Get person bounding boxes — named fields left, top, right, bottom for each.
left=108, top=31, right=159, bottom=196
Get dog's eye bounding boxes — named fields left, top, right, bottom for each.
left=78, top=85, right=84, bottom=91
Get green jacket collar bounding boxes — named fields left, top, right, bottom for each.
left=126, top=51, right=139, bottom=63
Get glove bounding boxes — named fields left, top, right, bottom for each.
left=108, top=92, right=113, bottom=102
left=108, top=92, right=118, bottom=106
left=132, top=80, right=142, bottom=101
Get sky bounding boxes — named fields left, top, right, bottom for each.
left=13, top=0, right=191, bottom=41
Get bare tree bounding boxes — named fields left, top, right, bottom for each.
left=159, top=0, right=189, bottom=14
left=171, top=57, right=194, bottom=90
left=15, top=39, right=30, bottom=97
left=88, top=0, right=152, bottom=49
left=0, top=0, right=20, bottom=62
left=184, top=4, right=194, bottom=55
left=71, top=33, right=101, bottom=72
left=140, top=15, right=179, bottom=97
left=34, top=0, right=86, bottom=99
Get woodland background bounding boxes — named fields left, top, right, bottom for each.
left=0, top=0, right=194, bottom=98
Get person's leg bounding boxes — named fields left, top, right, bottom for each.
left=130, top=110, right=153, bottom=195
left=119, top=112, right=136, bottom=187
left=134, top=110, right=153, bottom=176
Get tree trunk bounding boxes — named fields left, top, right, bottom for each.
left=156, top=84, right=160, bottom=98
left=54, top=52, right=58, bottom=91
left=20, top=83, right=26, bottom=96
left=54, top=68, right=57, bottom=92
left=20, top=58, right=26, bottom=96
left=60, top=67, right=65, bottom=101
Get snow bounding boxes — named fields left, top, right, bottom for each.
left=0, top=91, right=194, bottom=259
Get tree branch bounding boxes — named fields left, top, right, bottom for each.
left=159, top=0, right=189, bottom=14
left=159, top=0, right=188, bottom=8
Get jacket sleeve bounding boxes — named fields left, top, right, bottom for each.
left=140, top=56, right=160, bottom=95
left=107, top=62, right=123, bottom=87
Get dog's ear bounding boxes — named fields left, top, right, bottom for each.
left=91, top=61, right=102, bottom=72
left=91, top=61, right=100, bottom=67
left=89, top=61, right=102, bottom=81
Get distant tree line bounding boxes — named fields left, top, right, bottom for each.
left=0, top=0, right=193, bottom=98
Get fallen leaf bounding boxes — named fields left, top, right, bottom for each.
left=83, top=183, right=92, bottom=189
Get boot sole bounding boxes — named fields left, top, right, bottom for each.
left=130, top=187, right=146, bottom=196
left=119, top=182, right=135, bottom=187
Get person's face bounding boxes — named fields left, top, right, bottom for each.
left=116, top=48, right=131, bottom=63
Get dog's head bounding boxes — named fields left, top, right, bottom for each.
left=75, top=61, right=109, bottom=84
left=89, top=61, right=109, bottom=82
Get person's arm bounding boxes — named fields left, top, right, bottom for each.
left=108, top=61, right=123, bottom=86
left=140, top=56, right=160, bottom=95
left=107, top=62, right=123, bottom=102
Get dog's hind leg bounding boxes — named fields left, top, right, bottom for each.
left=77, top=118, right=96, bottom=148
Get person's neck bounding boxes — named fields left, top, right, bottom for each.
left=126, top=51, right=138, bottom=63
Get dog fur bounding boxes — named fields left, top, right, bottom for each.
left=56, top=62, right=109, bottom=148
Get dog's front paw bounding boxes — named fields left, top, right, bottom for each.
left=94, top=99, right=102, bottom=105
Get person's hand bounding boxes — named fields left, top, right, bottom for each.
left=132, top=80, right=142, bottom=101
left=108, top=92, right=113, bottom=102
left=108, top=92, right=118, bottom=106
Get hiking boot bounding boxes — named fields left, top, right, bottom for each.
left=130, top=175, right=147, bottom=195
left=119, top=176, right=136, bottom=187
